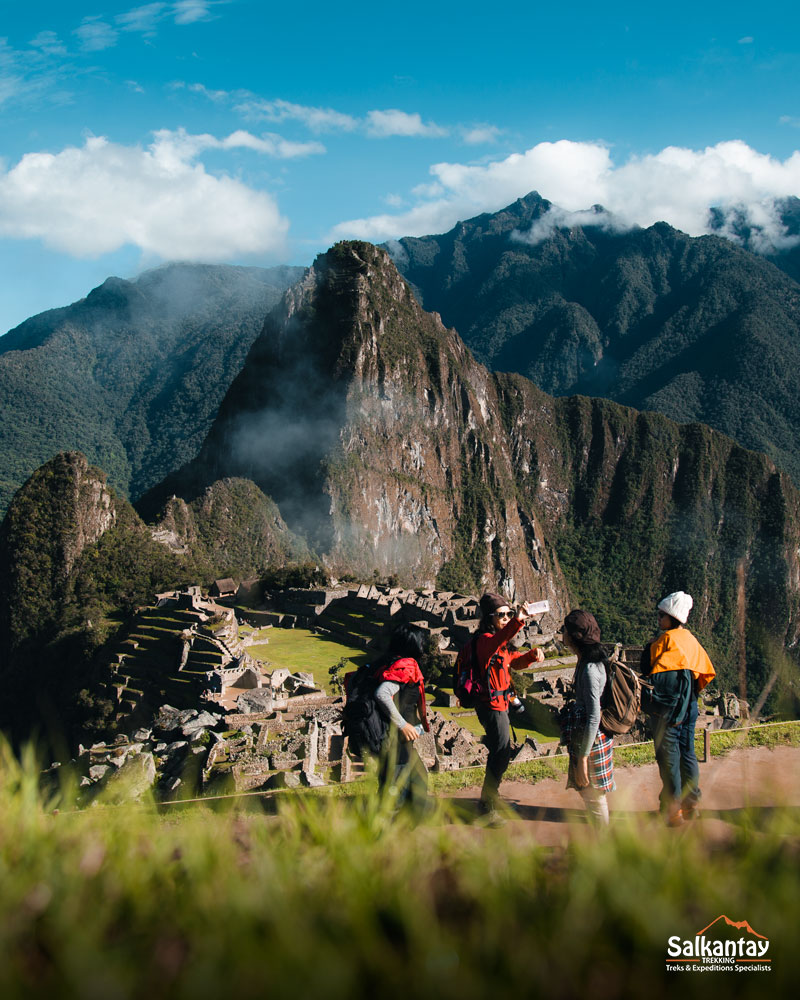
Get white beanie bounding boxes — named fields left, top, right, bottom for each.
left=658, top=591, right=693, bottom=624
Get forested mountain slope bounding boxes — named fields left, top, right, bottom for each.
left=390, top=194, right=800, bottom=484
left=0, top=262, right=305, bottom=516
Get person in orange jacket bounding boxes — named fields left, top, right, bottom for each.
left=474, top=593, right=546, bottom=820
left=640, top=591, right=715, bottom=825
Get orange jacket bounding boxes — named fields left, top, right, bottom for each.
left=649, top=627, right=716, bottom=692
left=476, top=617, right=541, bottom=711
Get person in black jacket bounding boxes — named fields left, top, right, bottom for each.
left=373, top=623, right=430, bottom=816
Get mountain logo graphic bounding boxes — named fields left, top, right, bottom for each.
left=695, top=915, right=767, bottom=939
left=667, top=915, right=771, bottom=970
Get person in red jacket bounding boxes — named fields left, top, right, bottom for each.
left=475, top=593, right=546, bottom=821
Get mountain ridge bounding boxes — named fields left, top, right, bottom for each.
left=389, top=193, right=800, bottom=485
left=0, top=261, right=306, bottom=516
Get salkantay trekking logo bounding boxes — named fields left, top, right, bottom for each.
left=666, top=915, right=770, bottom=973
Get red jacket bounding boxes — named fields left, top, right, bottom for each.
left=476, top=617, right=540, bottom=711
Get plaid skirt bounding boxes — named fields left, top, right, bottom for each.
left=562, top=702, right=615, bottom=793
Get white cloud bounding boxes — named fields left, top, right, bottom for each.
left=0, top=37, right=72, bottom=109
left=330, top=139, right=800, bottom=250
left=172, top=0, right=222, bottom=25
left=76, top=3, right=221, bottom=44
left=152, top=127, right=325, bottom=159
left=29, top=31, right=67, bottom=56
left=512, top=205, right=630, bottom=246
left=188, top=85, right=471, bottom=142
left=461, top=124, right=503, bottom=145
left=738, top=36, right=754, bottom=44
left=365, top=109, right=447, bottom=138
left=188, top=81, right=230, bottom=103
left=0, top=130, right=290, bottom=260
left=234, top=96, right=359, bottom=133
left=74, top=17, right=119, bottom=52
left=780, top=115, right=800, bottom=128
left=117, top=4, right=168, bottom=34
left=0, top=63, right=23, bottom=108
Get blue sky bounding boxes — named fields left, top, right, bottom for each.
left=1, top=0, right=799, bottom=334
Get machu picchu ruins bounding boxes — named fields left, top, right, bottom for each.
left=58, top=580, right=754, bottom=803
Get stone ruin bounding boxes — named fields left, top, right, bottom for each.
left=76, top=584, right=756, bottom=801
left=68, top=688, right=505, bottom=801
left=255, top=583, right=559, bottom=661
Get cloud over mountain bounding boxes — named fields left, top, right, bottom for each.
left=332, top=139, right=800, bottom=251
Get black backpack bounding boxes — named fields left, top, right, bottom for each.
left=452, top=635, right=486, bottom=709
left=342, top=663, right=388, bottom=757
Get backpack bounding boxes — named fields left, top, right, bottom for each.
left=600, top=648, right=642, bottom=735
left=342, top=663, right=388, bottom=757
left=452, top=635, right=486, bottom=708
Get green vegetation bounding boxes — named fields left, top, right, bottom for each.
left=1, top=738, right=798, bottom=998
left=0, top=263, right=304, bottom=516
left=0, top=453, right=197, bottom=743
left=261, top=562, right=327, bottom=591
left=394, top=191, right=800, bottom=486
left=548, top=404, right=800, bottom=711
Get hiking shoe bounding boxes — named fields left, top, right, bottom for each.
left=682, top=803, right=701, bottom=821
left=480, top=809, right=507, bottom=829
left=666, top=808, right=685, bottom=828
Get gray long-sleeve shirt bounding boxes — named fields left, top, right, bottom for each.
left=375, top=680, right=407, bottom=729
left=574, top=661, right=606, bottom=757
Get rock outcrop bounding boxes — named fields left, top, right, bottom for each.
left=0, top=452, right=117, bottom=664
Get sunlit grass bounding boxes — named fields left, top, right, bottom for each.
left=247, top=627, right=368, bottom=694
left=1, top=736, right=798, bottom=999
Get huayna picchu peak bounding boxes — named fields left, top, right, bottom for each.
left=136, top=241, right=800, bottom=712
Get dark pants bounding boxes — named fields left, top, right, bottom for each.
left=650, top=697, right=700, bottom=812
left=475, top=703, right=511, bottom=805
left=377, top=727, right=428, bottom=815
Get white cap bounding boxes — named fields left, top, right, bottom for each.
left=658, top=591, right=693, bottom=624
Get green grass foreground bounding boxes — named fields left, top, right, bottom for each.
left=1, top=741, right=798, bottom=999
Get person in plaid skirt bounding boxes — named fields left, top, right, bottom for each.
left=561, top=610, right=615, bottom=826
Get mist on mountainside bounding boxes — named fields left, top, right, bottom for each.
left=0, top=261, right=306, bottom=516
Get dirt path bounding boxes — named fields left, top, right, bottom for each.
left=444, top=746, right=800, bottom=845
